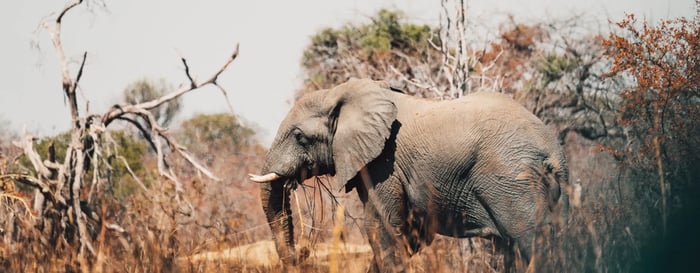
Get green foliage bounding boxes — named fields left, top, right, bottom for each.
left=308, top=28, right=340, bottom=52
left=18, top=130, right=149, bottom=199
left=18, top=132, right=70, bottom=172
left=178, top=113, right=257, bottom=156
left=304, top=10, right=432, bottom=57
left=359, top=9, right=432, bottom=52
left=106, top=130, right=150, bottom=199
left=536, top=53, right=579, bottom=85
left=123, top=78, right=181, bottom=126
left=301, top=9, right=437, bottom=91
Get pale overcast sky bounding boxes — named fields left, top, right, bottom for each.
left=0, top=0, right=694, bottom=145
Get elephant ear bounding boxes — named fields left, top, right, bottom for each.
left=327, top=79, right=397, bottom=188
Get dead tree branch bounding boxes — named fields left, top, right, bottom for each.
left=98, top=47, right=237, bottom=183
left=7, top=0, right=240, bottom=263
left=104, top=44, right=239, bottom=120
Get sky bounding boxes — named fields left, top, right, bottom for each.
left=0, top=0, right=695, bottom=146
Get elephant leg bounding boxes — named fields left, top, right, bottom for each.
left=475, top=178, right=545, bottom=272
left=503, top=247, right=515, bottom=273
left=365, top=202, right=408, bottom=273
left=357, top=176, right=409, bottom=273
left=514, top=230, right=534, bottom=264
left=496, top=238, right=523, bottom=273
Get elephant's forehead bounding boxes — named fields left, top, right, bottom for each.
left=292, top=91, right=330, bottom=113
left=279, top=97, right=324, bottom=127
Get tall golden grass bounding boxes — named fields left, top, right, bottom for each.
left=0, top=134, right=657, bottom=273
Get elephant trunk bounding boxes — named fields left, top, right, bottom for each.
left=256, top=122, right=309, bottom=265
left=259, top=166, right=297, bottom=265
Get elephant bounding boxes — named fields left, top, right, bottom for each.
left=250, top=78, right=569, bottom=273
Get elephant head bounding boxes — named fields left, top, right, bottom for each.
left=250, top=79, right=397, bottom=264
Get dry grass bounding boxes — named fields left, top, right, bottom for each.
left=177, top=237, right=502, bottom=273
left=0, top=129, right=688, bottom=273
left=180, top=240, right=372, bottom=273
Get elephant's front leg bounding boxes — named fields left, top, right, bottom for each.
left=359, top=179, right=410, bottom=273
left=365, top=203, right=409, bottom=273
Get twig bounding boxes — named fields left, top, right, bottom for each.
left=167, top=140, right=222, bottom=182
left=201, top=43, right=240, bottom=85
left=71, top=51, right=88, bottom=93
left=56, top=0, right=83, bottom=24
left=100, top=45, right=240, bottom=184
left=181, top=58, right=197, bottom=89
left=0, top=192, right=34, bottom=218
left=114, top=116, right=158, bottom=151
left=388, top=65, right=442, bottom=97
left=294, top=190, right=307, bottom=249
left=103, top=43, right=240, bottom=119
left=2, top=174, right=48, bottom=191
left=213, top=83, right=236, bottom=115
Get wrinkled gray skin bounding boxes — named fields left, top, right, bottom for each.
left=256, top=78, right=568, bottom=273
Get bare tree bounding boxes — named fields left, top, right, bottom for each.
left=6, top=0, right=239, bottom=268
left=435, top=0, right=471, bottom=97
left=122, top=78, right=182, bottom=127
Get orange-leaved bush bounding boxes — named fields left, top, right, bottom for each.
left=602, top=14, right=700, bottom=236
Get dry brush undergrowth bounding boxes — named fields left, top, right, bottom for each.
left=2, top=1, right=698, bottom=273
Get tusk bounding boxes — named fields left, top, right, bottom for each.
left=248, top=173, right=282, bottom=183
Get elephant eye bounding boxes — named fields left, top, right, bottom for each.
left=293, top=128, right=310, bottom=147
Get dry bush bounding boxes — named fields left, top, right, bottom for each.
left=291, top=7, right=700, bottom=273
left=3, top=2, right=696, bottom=273
left=0, top=1, right=248, bottom=272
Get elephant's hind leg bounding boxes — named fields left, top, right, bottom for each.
left=472, top=176, right=542, bottom=272
left=496, top=237, right=529, bottom=273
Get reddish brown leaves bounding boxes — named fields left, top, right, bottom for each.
left=602, top=14, right=700, bottom=167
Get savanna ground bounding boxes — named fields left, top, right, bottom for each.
left=1, top=1, right=699, bottom=272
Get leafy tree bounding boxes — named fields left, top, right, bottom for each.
left=301, top=10, right=623, bottom=146
left=299, top=9, right=659, bottom=272
left=300, top=9, right=440, bottom=96
left=174, top=113, right=267, bottom=242
left=603, top=14, right=700, bottom=233
left=178, top=113, right=258, bottom=163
